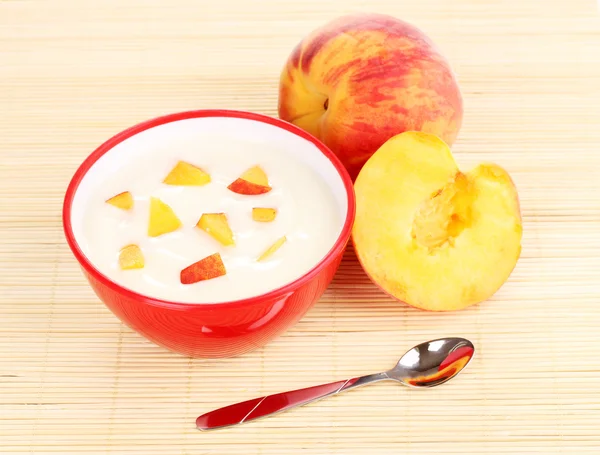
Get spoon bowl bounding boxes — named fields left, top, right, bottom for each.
left=196, top=337, right=475, bottom=430
left=390, top=337, right=475, bottom=388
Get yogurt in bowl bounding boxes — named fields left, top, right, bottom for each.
left=76, top=129, right=343, bottom=303
left=63, top=110, right=355, bottom=358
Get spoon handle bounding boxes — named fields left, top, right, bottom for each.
left=196, top=372, right=388, bottom=430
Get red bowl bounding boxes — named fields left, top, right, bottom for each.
left=62, top=110, right=355, bottom=358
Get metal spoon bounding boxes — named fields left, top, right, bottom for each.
left=196, top=337, right=474, bottom=430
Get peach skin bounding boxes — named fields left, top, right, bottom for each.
left=278, top=13, right=463, bottom=180
left=180, top=253, right=227, bottom=285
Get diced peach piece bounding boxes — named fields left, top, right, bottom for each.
left=196, top=213, right=235, bottom=246
left=252, top=207, right=277, bottom=222
left=258, top=236, right=287, bottom=261
left=148, top=197, right=182, bottom=237
left=163, top=161, right=211, bottom=186
left=180, top=252, right=227, bottom=284
left=227, top=166, right=272, bottom=195
left=106, top=191, right=133, bottom=210
left=240, top=166, right=269, bottom=186
left=227, top=179, right=271, bottom=195
left=119, top=244, right=144, bottom=270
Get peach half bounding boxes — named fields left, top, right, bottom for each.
left=352, top=132, right=522, bottom=311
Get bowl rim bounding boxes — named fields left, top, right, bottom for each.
left=62, top=109, right=356, bottom=311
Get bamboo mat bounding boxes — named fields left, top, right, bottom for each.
left=2, top=0, right=600, bottom=453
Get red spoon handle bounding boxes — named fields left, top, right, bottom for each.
left=196, top=376, right=367, bottom=430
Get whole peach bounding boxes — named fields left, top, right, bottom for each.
left=278, top=13, right=463, bottom=180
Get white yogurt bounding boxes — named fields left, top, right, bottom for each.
left=71, top=117, right=346, bottom=303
